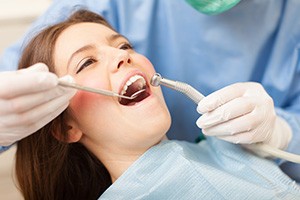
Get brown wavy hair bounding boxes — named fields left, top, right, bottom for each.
left=15, top=9, right=114, bottom=200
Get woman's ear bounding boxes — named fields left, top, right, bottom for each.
left=65, top=119, right=83, bottom=143
left=52, top=117, right=83, bottom=143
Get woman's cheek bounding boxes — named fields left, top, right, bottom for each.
left=69, top=79, right=108, bottom=115
left=136, top=54, right=156, bottom=73
left=69, top=92, right=99, bottom=114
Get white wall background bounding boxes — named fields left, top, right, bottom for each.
left=0, top=1, right=51, bottom=199
left=0, top=0, right=51, bottom=54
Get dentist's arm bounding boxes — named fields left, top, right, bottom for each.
left=0, top=63, right=76, bottom=147
left=196, top=82, right=292, bottom=150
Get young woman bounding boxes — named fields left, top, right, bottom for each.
left=15, top=9, right=300, bottom=200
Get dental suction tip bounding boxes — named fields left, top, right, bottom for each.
left=151, top=73, right=162, bottom=87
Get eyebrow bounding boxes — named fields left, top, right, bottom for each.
left=67, top=44, right=96, bottom=70
left=107, top=33, right=128, bottom=42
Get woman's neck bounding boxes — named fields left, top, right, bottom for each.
left=105, top=153, right=142, bottom=182
left=87, top=135, right=168, bottom=182
left=107, top=136, right=168, bottom=182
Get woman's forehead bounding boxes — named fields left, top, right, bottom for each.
left=60, top=22, right=116, bottom=40
left=53, top=22, right=121, bottom=74
left=54, top=22, right=117, bottom=57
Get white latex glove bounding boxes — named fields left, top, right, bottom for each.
left=0, top=63, right=76, bottom=146
left=196, top=82, right=292, bottom=150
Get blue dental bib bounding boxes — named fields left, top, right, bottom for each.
left=100, top=138, right=300, bottom=199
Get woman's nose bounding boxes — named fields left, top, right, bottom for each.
left=117, top=57, right=131, bottom=69
left=113, top=50, right=132, bottom=71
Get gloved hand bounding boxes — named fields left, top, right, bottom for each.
left=196, top=82, right=292, bottom=150
left=0, top=63, right=76, bottom=146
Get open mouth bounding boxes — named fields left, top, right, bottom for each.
left=119, top=74, right=150, bottom=106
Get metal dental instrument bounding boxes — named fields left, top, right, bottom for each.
left=150, top=73, right=204, bottom=104
left=150, top=73, right=300, bottom=163
left=58, top=80, right=145, bottom=100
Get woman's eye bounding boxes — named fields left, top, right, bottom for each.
left=120, top=43, right=133, bottom=50
left=76, top=58, right=96, bottom=74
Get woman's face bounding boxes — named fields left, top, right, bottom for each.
left=53, top=22, right=171, bottom=156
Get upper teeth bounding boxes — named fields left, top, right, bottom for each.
left=121, top=75, right=146, bottom=95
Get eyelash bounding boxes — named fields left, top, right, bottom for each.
left=120, top=43, right=134, bottom=50
left=76, top=58, right=97, bottom=74
left=75, top=43, right=133, bottom=74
